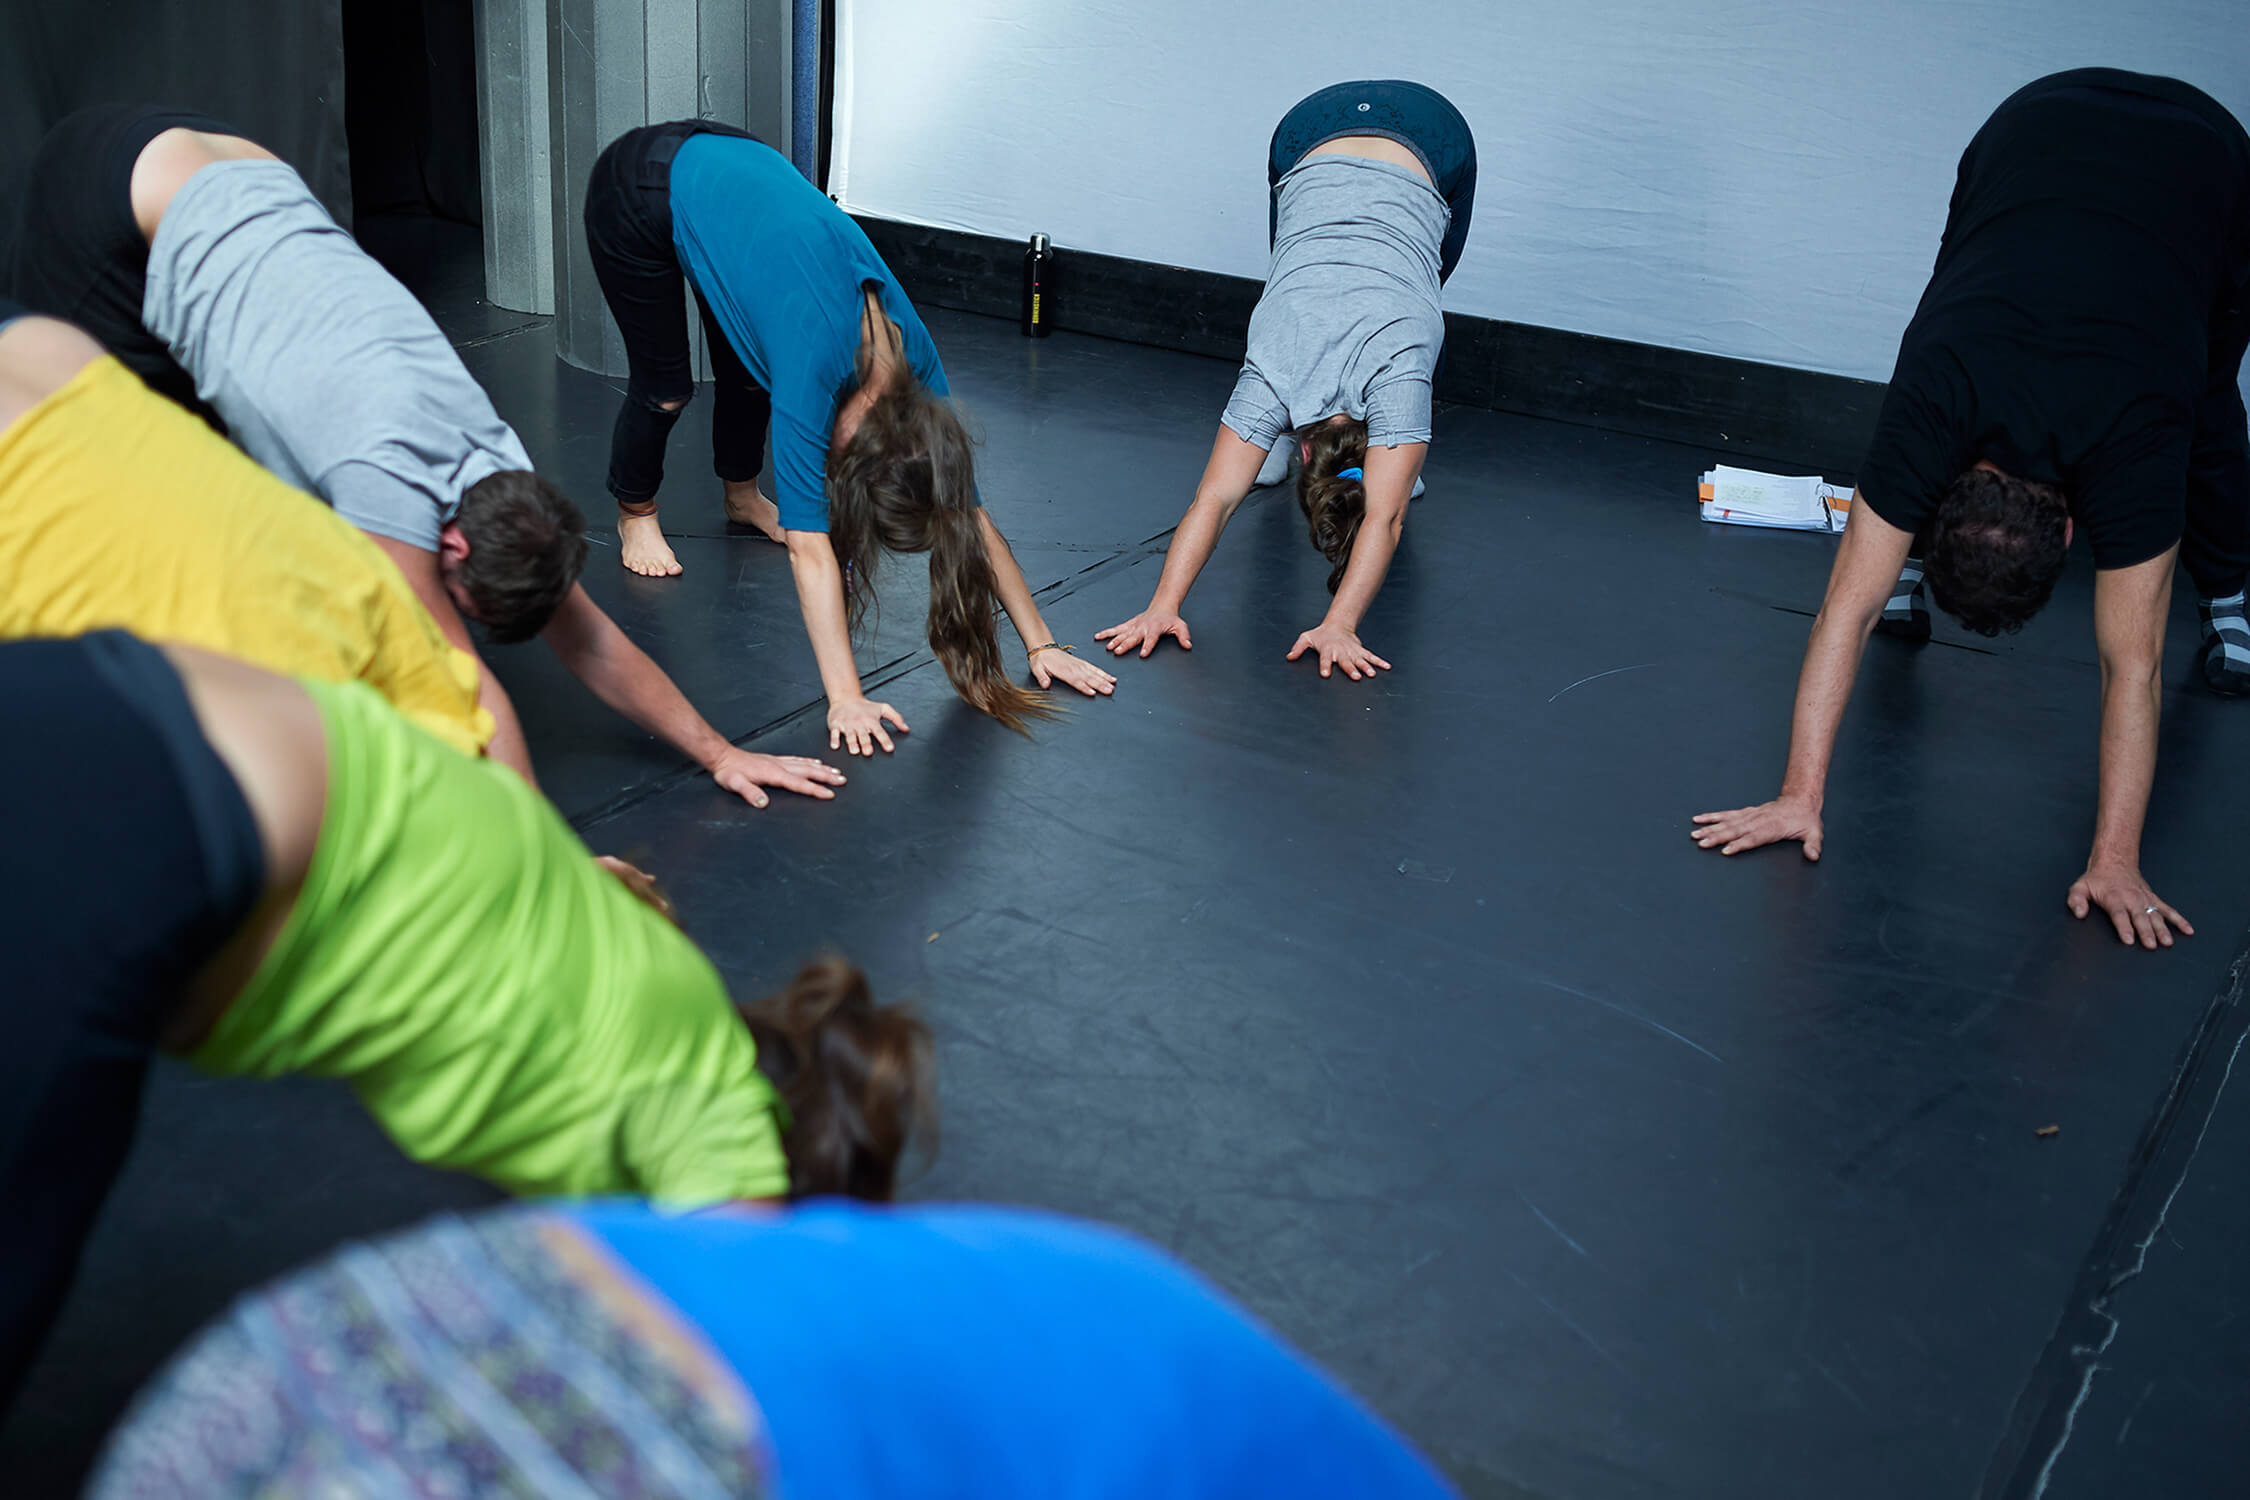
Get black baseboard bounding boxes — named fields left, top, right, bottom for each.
left=856, top=215, right=1884, bottom=480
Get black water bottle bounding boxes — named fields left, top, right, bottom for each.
left=1020, top=232, right=1055, bottom=338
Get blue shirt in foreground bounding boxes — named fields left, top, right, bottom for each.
left=667, top=133, right=949, bottom=534
left=577, top=1199, right=1461, bottom=1500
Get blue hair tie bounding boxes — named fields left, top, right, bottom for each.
left=1337, top=466, right=1363, bottom=481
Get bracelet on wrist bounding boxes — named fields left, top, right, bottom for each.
left=1028, top=641, right=1075, bottom=660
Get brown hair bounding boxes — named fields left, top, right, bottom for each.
left=1924, top=466, right=2071, bottom=636
left=825, top=303, right=1055, bottom=732
left=1296, top=417, right=1370, bottom=594
left=740, top=957, right=936, bottom=1201
left=454, top=470, right=588, bottom=643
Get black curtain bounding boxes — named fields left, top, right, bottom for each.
left=0, top=0, right=349, bottom=272
left=342, top=0, right=481, bottom=225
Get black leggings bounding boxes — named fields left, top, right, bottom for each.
left=583, top=121, right=772, bottom=508
left=7, top=103, right=240, bottom=427
left=0, top=632, right=264, bottom=1411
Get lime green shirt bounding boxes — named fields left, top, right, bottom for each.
left=192, top=676, right=789, bottom=1206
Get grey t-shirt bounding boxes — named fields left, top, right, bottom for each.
left=1221, top=155, right=1450, bottom=452
left=143, top=161, right=533, bottom=551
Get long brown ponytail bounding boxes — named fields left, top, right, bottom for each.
left=740, top=957, right=936, bottom=1201
left=1296, top=416, right=1371, bottom=594
left=826, top=297, right=1056, bottom=733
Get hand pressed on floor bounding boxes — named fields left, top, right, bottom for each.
left=1095, top=611, right=1192, bottom=658
left=2068, top=863, right=2192, bottom=950
left=707, top=747, right=847, bottom=808
left=828, top=695, right=909, bottom=757
left=1691, top=797, right=1824, bottom=859
left=1034, top=649, right=1116, bottom=697
left=1287, top=623, right=1389, bottom=681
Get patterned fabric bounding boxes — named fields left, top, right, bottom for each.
left=2197, top=590, right=2250, bottom=693
left=88, top=1210, right=772, bottom=1500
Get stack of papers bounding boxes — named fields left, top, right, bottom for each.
left=1697, top=466, right=1851, bottom=533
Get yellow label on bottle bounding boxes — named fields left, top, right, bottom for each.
left=1031, top=293, right=1041, bottom=323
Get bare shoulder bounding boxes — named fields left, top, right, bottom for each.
left=0, top=315, right=105, bottom=432
left=159, top=643, right=328, bottom=881
left=129, top=127, right=282, bottom=240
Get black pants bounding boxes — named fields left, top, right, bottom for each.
left=0, top=633, right=264, bottom=1412
left=2185, top=266, right=2250, bottom=598
left=1268, top=80, right=1477, bottom=284
left=6, top=103, right=239, bottom=428
left=583, top=120, right=771, bottom=507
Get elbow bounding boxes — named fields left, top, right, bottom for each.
left=2099, top=651, right=2164, bottom=694
left=1816, top=595, right=1884, bottom=642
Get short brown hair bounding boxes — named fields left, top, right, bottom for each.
left=1924, top=467, right=2070, bottom=636
left=454, top=470, right=589, bottom=643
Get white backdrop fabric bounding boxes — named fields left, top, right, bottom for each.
left=832, top=0, right=2250, bottom=387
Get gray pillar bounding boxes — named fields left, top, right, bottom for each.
left=474, top=0, right=554, bottom=314
left=546, top=0, right=793, bottom=377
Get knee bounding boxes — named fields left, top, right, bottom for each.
left=626, top=384, right=692, bottom=415
left=621, top=384, right=692, bottom=423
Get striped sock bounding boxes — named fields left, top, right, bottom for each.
left=1873, top=558, right=1930, bottom=642
left=2197, top=590, right=2250, bottom=696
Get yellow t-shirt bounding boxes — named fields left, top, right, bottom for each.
left=0, top=355, right=493, bottom=756
left=192, top=675, right=788, bottom=1206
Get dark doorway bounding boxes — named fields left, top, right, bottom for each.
left=341, top=0, right=480, bottom=226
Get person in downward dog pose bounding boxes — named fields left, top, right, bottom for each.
left=1693, top=70, right=2250, bottom=950
left=583, top=121, right=1116, bottom=755
left=0, top=629, right=932, bottom=1409
left=1099, top=80, right=1475, bottom=681
left=0, top=307, right=492, bottom=756
left=91, top=1201, right=1460, bottom=1500
left=8, top=103, right=841, bottom=807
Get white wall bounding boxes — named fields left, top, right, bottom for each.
left=833, top=0, right=2250, bottom=385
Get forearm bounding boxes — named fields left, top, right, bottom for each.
left=1778, top=607, right=1877, bottom=805
left=2089, top=656, right=2163, bottom=868
left=478, top=671, right=539, bottom=785
left=1322, top=508, right=1404, bottom=633
left=1146, top=496, right=1235, bottom=612
left=787, top=535, right=869, bottom=703
left=569, top=629, right=731, bottom=767
left=544, top=584, right=731, bottom=768
left=977, top=509, right=1054, bottom=650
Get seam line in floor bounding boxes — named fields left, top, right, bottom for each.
left=1984, top=941, right=2250, bottom=1499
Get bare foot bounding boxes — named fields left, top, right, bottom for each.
left=618, top=510, right=682, bottom=576
left=723, top=479, right=787, bottom=544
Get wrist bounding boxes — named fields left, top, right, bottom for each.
left=2084, top=843, right=2141, bottom=874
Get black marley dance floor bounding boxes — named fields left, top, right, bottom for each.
left=6, top=217, right=2245, bottom=1499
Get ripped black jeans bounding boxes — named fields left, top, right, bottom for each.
left=583, top=120, right=770, bottom=508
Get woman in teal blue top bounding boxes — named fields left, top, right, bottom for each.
left=584, top=122, right=1116, bottom=755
